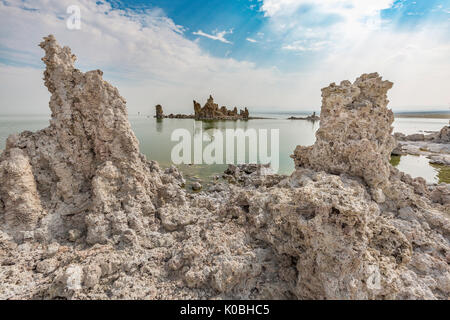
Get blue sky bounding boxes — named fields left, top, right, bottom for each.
left=104, top=0, right=450, bottom=71
left=0, top=0, right=449, bottom=114
left=108, top=0, right=270, bottom=63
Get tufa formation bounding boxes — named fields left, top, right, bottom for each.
left=0, top=37, right=448, bottom=300
left=155, top=104, right=164, bottom=119
left=152, top=96, right=249, bottom=120
left=194, top=95, right=249, bottom=120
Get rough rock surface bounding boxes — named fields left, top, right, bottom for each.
left=391, top=140, right=450, bottom=166
left=0, top=38, right=449, bottom=300
left=435, top=126, right=450, bottom=144
left=393, top=125, right=450, bottom=165
left=0, top=35, right=167, bottom=247
left=194, top=95, right=249, bottom=120
left=395, top=125, right=450, bottom=144
left=293, top=73, right=396, bottom=192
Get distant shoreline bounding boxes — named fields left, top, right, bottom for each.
left=394, top=113, right=450, bottom=119
left=1, top=112, right=449, bottom=120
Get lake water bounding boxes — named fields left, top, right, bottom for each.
left=0, top=114, right=448, bottom=184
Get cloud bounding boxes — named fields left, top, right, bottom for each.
left=0, top=0, right=306, bottom=114
left=261, top=0, right=394, bottom=19
left=0, top=0, right=449, bottom=115
left=246, top=38, right=258, bottom=43
left=259, top=0, right=397, bottom=53
left=193, top=29, right=233, bottom=44
left=313, top=24, right=450, bottom=110
left=283, top=40, right=329, bottom=52
left=256, top=0, right=450, bottom=110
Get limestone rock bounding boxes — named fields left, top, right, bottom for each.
left=394, top=125, right=450, bottom=145
left=0, top=148, right=44, bottom=241
left=50, top=264, right=83, bottom=299
left=0, top=35, right=166, bottom=245
left=434, top=126, right=450, bottom=143
left=431, top=184, right=450, bottom=205
left=292, top=73, right=396, bottom=191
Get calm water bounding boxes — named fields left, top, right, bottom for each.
left=0, top=114, right=448, bottom=183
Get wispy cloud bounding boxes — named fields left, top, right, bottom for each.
left=258, top=0, right=450, bottom=109
left=193, top=29, right=233, bottom=44
left=0, top=0, right=449, bottom=114
left=0, top=0, right=302, bottom=114
left=283, top=40, right=329, bottom=52
left=246, top=37, right=258, bottom=43
left=261, top=0, right=394, bottom=18
left=260, top=0, right=396, bottom=45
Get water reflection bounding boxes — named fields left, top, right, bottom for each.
left=156, top=119, right=163, bottom=133
left=131, top=117, right=320, bottom=179
left=201, top=120, right=219, bottom=131
left=390, top=155, right=449, bottom=184
left=1, top=115, right=447, bottom=184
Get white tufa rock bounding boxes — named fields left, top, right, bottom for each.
left=0, top=37, right=448, bottom=300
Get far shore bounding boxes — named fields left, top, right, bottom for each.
left=394, top=113, right=450, bottom=119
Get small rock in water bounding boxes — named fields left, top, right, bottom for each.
left=191, top=182, right=202, bottom=191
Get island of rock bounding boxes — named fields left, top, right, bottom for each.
left=194, top=96, right=249, bottom=120
left=288, top=112, right=320, bottom=121
left=154, top=104, right=195, bottom=119
left=0, top=36, right=449, bottom=300
left=154, top=96, right=250, bottom=120
left=155, top=104, right=164, bottom=119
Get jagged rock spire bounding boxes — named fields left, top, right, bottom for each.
left=293, top=73, right=395, bottom=191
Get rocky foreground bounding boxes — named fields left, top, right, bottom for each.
left=0, top=36, right=449, bottom=300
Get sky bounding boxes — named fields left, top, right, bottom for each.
left=0, top=0, right=449, bottom=115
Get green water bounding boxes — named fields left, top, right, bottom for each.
left=0, top=114, right=448, bottom=184
left=390, top=155, right=450, bottom=184
left=132, top=116, right=320, bottom=179
left=431, top=164, right=450, bottom=184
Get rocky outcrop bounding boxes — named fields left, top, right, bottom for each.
left=0, top=35, right=168, bottom=245
left=155, top=104, right=196, bottom=119
left=435, top=125, right=450, bottom=143
left=0, top=38, right=448, bottom=300
left=154, top=96, right=250, bottom=120
left=393, top=125, right=450, bottom=165
left=166, top=113, right=195, bottom=119
left=273, top=73, right=450, bottom=298
left=240, top=107, right=250, bottom=119
left=222, top=165, right=450, bottom=299
left=155, top=105, right=164, bottom=119
left=395, top=125, right=450, bottom=144
left=293, top=73, right=396, bottom=193
left=194, top=96, right=249, bottom=120
left=288, top=112, right=320, bottom=121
